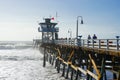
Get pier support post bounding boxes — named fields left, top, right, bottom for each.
left=112, top=57, right=117, bottom=80
left=55, top=57, right=58, bottom=68
left=49, top=54, right=52, bottom=64
left=57, top=59, right=60, bottom=73
left=46, top=52, right=48, bottom=61
left=65, top=64, right=70, bottom=79
left=86, top=56, right=92, bottom=80
left=100, top=55, right=107, bottom=80
left=43, top=48, right=46, bottom=67
left=89, top=66, right=93, bottom=80
left=52, top=54, right=55, bottom=65
left=70, top=68, right=74, bottom=80
left=75, top=70, right=79, bottom=80
left=113, top=72, right=117, bottom=80
left=62, top=62, right=66, bottom=76
left=118, top=70, right=120, bottom=80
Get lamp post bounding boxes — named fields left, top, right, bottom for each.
left=76, top=16, right=83, bottom=45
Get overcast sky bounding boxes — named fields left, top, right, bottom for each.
left=0, top=0, right=120, bottom=41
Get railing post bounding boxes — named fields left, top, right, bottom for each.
left=43, top=47, right=46, bottom=67
left=66, top=39, right=67, bottom=45
left=71, top=39, right=73, bottom=45
left=99, top=39, right=101, bottom=49
left=87, top=39, right=89, bottom=47
left=83, top=40, right=85, bottom=47
left=93, top=39, right=94, bottom=48
left=68, top=39, right=70, bottom=45
left=74, top=39, right=76, bottom=45
left=117, top=39, right=119, bottom=50
left=107, top=39, right=109, bottom=50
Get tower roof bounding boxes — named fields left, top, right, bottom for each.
left=39, top=18, right=57, bottom=27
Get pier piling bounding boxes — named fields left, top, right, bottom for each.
left=37, top=43, right=120, bottom=80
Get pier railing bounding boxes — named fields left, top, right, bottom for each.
left=34, top=38, right=120, bottom=51
left=55, top=39, right=120, bottom=51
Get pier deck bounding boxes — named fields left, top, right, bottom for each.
left=34, top=39, right=120, bottom=80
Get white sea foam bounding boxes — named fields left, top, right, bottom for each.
left=0, top=41, right=114, bottom=80
left=0, top=41, right=33, bottom=50
left=0, top=47, right=66, bottom=80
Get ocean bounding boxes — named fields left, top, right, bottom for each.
left=0, top=41, right=114, bottom=80
left=0, top=41, right=32, bottom=50
left=0, top=41, right=65, bottom=80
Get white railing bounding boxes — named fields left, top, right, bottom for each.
left=34, top=38, right=120, bottom=51
left=55, top=39, right=120, bottom=51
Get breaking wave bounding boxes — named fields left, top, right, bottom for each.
left=0, top=41, right=33, bottom=50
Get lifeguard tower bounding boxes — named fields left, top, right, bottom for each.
left=38, top=18, right=59, bottom=43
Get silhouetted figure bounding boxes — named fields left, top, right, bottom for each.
left=87, top=35, right=91, bottom=43
left=93, top=34, right=97, bottom=39
left=88, top=35, right=91, bottom=39
left=93, top=34, right=97, bottom=43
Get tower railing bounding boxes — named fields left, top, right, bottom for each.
left=39, top=27, right=59, bottom=32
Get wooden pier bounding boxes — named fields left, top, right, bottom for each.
left=35, top=18, right=120, bottom=80
left=33, top=39, right=120, bottom=80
